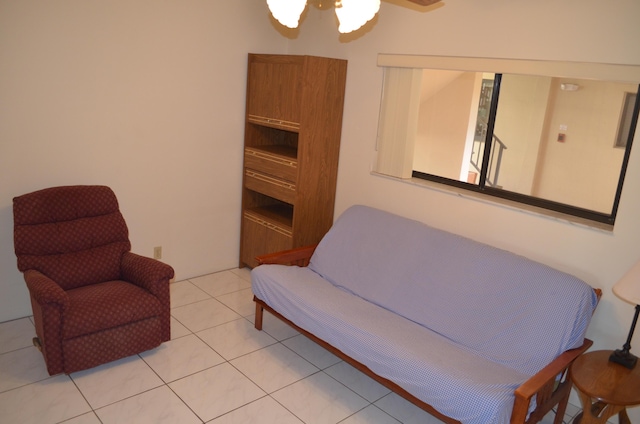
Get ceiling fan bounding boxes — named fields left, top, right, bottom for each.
left=267, top=0, right=442, bottom=34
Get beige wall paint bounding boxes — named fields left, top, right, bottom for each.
left=534, top=78, right=632, bottom=213
left=2, top=0, right=640, bottom=419
left=414, top=71, right=476, bottom=180
left=493, top=74, right=550, bottom=194
left=0, top=0, right=287, bottom=321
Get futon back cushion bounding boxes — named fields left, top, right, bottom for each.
left=308, top=205, right=598, bottom=375
left=13, top=185, right=131, bottom=290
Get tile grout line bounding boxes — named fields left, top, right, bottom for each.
left=0, top=269, right=611, bottom=424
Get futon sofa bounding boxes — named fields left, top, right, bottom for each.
left=251, top=205, right=600, bottom=424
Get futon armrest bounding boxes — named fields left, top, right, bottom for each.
left=518, top=338, right=592, bottom=400
left=121, top=252, right=175, bottom=293
left=23, top=269, right=68, bottom=308
left=510, top=338, right=593, bottom=423
left=511, top=288, right=601, bottom=423
left=256, top=245, right=317, bottom=266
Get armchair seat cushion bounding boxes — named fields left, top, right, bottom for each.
left=63, top=280, right=163, bottom=339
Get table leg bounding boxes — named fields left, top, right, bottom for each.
left=574, top=392, right=625, bottom=424
left=618, top=408, right=630, bottom=424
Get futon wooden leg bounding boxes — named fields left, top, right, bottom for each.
left=255, top=302, right=264, bottom=330
left=554, top=387, right=570, bottom=424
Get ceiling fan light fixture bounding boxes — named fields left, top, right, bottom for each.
left=267, top=0, right=308, bottom=29
left=335, top=0, right=381, bottom=33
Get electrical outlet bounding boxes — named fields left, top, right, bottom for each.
left=153, top=246, right=162, bottom=260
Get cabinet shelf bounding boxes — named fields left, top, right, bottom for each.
left=245, top=123, right=299, bottom=152
left=245, top=205, right=293, bottom=233
left=247, top=115, right=300, bottom=132
left=245, top=145, right=297, bottom=161
left=244, top=169, right=296, bottom=204
left=245, top=146, right=298, bottom=184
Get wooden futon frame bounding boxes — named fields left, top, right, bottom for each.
left=252, top=245, right=602, bottom=424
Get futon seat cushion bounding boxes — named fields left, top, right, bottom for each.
left=63, top=280, right=162, bottom=339
left=252, top=264, right=532, bottom=424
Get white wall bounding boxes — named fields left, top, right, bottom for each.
left=0, top=0, right=288, bottom=322
left=288, top=1, right=640, bottom=420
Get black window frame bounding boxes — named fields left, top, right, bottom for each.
left=412, top=74, right=640, bottom=226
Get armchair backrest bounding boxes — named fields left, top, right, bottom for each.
left=13, top=185, right=132, bottom=290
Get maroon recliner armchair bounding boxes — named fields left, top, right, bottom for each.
left=13, top=185, right=174, bottom=375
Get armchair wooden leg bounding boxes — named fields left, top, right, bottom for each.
left=32, top=337, right=42, bottom=351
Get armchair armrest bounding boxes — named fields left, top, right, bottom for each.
left=22, top=269, right=68, bottom=375
left=23, top=269, right=68, bottom=309
left=121, top=251, right=173, bottom=343
left=256, top=245, right=317, bottom=267
left=121, top=252, right=175, bottom=295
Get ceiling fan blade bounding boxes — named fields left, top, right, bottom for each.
left=406, top=0, right=442, bottom=5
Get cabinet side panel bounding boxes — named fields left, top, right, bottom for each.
left=294, top=57, right=348, bottom=246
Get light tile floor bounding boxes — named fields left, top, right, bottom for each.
left=0, top=268, right=586, bottom=424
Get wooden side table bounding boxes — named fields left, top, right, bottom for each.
left=569, top=350, right=640, bottom=424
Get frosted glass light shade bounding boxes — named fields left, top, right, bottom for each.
left=335, top=0, right=381, bottom=34
left=613, top=259, right=640, bottom=305
left=267, top=0, right=307, bottom=29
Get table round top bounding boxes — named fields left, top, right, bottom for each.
left=570, top=350, right=640, bottom=406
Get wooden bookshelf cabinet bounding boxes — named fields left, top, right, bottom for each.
left=239, top=54, right=347, bottom=268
